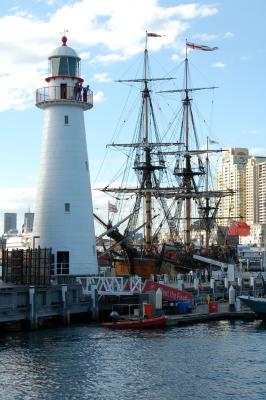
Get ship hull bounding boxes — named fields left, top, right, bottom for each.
left=239, top=296, right=266, bottom=317
left=112, top=252, right=192, bottom=279
left=101, top=315, right=168, bottom=329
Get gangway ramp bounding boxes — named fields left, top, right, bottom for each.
left=76, top=276, right=144, bottom=296
left=193, top=254, right=228, bottom=269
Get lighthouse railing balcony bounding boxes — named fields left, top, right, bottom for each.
left=36, top=85, right=93, bottom=110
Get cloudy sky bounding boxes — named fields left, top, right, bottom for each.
left=0, top=0, right=265, bottom=232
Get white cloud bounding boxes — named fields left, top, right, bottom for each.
left=0, top=187, right=36, bottom=211
left=171, top=54, right=183, bottom=63
left=167, top=4, right=218, bottom=19
left=250, top=147, right=266, bottom=156
left=92, top=73, right=112, bottom=82
left=193, top=33, right=219, bottom=41
left=92, top=72, right=112, bottom=82
left=93, top=91, right=106, bottom=103
left=249, top=129, right=264, bottom=135
left=212, top=62, right=226, bottom=68
left=0, top=0, right=219, bottom=111
left=193, top=31, right=234, bottom=42
left=224, top=31, right=234, bottom=38
left=92, top=53, right=129, bottom=64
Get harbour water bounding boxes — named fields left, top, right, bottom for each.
left=0, top=321, right=266, bottom=400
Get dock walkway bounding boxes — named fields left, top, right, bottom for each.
left=166, top=302, right=256, bottom=327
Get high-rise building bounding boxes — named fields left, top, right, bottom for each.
left=245, top=157, right=266, bottom=225
left=23, top=212, right=34, bottom=233
left=217, top=149, right=266, bottom=246
left=4, top=213, right=17, bottom=234
left=217, top=148, right=249, bottom=226
left=258, top=161, right=266, bottom=224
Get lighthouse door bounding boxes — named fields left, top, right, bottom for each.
left=57, top=251, right=69, bottom=274
left=60, top=84, right=67, bottom=99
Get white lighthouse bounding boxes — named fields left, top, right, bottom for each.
left=33, top=35, right=97, bottom=276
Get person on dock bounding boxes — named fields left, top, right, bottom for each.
left=109, top=310, right=120, bottom=322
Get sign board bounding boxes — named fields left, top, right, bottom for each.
left=143, top=280, right=193, bottom=301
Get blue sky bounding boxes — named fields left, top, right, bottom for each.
left=0, top=0, right=265, bottom=233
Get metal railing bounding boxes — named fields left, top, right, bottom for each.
left=36, top=85, right=93, bottom=109
left=76, top=276, right=144, bottom=295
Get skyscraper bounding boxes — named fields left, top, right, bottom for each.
left=245, top=157, right=266, bottom=225
left=258, top=161, right=266, bottom=224
left=23, top=212, right=34, bottom=233
left=216, top=148, right=266, bottom=246
left=4, top=213, right=17, bottom=234
left=217, top=148, right=249, bottom=226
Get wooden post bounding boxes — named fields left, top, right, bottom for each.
left=91, top=285, right=98, bottom=320
left=29, top=286, right=38, bottom=329
left=61, top=285, right=70, bottom=325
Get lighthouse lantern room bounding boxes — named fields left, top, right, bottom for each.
left=33, top=36, right=97, bottom=276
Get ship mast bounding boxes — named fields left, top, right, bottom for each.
left=143, top=33, right=152, bottom=250
left=184, top=46, right=191, bottom=252
left=99, top=32, right=179, bottom=251
left=158, top=41, right=225, bottom=252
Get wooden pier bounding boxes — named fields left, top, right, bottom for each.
left=0, top=282, right=93, bottom=329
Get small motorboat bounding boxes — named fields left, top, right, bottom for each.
left=101, top=315, right=168, bottom=329
left=238, top=295, right=266, bottom=318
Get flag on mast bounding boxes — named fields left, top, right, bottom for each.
left=186, top=42, right=218, bottom=51
left=208, top=138, right=219, bottom=144
left=228, top=220, right=250, bottom=236
left=108, top=201, right=118, bottom=213
left=147, top=32, right=163, bottom=37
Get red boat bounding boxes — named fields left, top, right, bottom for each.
left=101, top=315, right=168, bottom=329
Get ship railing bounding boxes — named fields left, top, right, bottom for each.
left=76, top=276, right=144, bottom=296
left=36, top=86, right=93, bottom=109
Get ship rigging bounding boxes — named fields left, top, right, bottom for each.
left=95, top=34, right=233, bottom=277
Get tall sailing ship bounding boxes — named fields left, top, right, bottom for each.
left=95, top=34, right=232, bottom=278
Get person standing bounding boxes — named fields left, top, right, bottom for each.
left=77, top=82, right=82, bottom=101
left=83, top=85, right=88, bottom=102
left=74, top=82, right=79, bottom=100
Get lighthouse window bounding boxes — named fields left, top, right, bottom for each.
left=64, top=115, right=69, bottom=124
left=65, top=203, right=70, bottom=213
left=50, top=57, right=79, bottom=77
left=68, top=58, right=77, bottom=76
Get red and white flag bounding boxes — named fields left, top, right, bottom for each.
left=108, top=202, right=118, bottom=213
left=147, top=32, right=162, bottom=37
left=228, top=220, right=250, bottom=237
left=186, top=42, right=218, bottom=51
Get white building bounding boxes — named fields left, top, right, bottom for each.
left=245, top=156, right=266, bottom=224
left=216, top=148, right=266, bottom=247
left=258, top=161, right=266, bottom=224
left=5, top=234, right=32, bottom=250
left=239, top=223, right=266, bottom=247
left=33, top=36, right=97, bottom=276
left=217, top=148, right=249, bottom=226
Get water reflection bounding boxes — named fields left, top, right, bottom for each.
left=0, top=322, right=265, bottom=399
